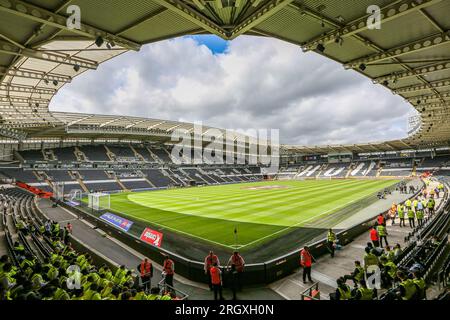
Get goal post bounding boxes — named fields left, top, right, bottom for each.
left=88, top=192, right=110, bottom=211
left=68, top=189, right=83, bottom=202
left=53, top=182, right=65, bottom=201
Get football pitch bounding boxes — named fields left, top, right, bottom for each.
left=106, top=179, right=399, bottom=250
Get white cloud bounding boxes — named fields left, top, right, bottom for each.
left=50, top=36, right=411, bottom=145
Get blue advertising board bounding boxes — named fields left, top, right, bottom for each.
left=99, top=212, right=134, bottom=232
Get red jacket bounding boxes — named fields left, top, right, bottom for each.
left=377, top=215, right=385, bottom=225
left=300, top=249, right=312, bottom=267
left=140, top=260, right=152, bottom=277
left=163, top=259, right=174, bottom=275
left=210, top=266, right=221, bottom=285
left=370, top=229, right=379, bottom=241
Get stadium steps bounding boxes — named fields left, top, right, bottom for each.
left=33, top=170, right=44, bottom=182
left=76, top=178, right=89, bottom=193
left=145, top=146, right=164, bottom=163
left=13, top=149, right=24, bottom=163
left=114, top=176, right=128, bottom=191
left=104, top=145, right=116, bottom=162
left=162, top=169, right=183, bottom=186
left=345, top=164, right=354, bottom=178
left=74, top=146, right=87, bottom=162
left=130, top=145, right=146, bottom=162
left=144, top=177, right=156, bottom=188
left=42, top=149, right=56, bottom=161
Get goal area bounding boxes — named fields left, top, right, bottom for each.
left=88, top=192, right=110, bottom=211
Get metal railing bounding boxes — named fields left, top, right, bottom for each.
left=300, top=282, right=320, bottom=300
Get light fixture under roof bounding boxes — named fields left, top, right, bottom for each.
left=95, top=36, right=104, bottom=47
left=316, top=43, right=325, bottom=52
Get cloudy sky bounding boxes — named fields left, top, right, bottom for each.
left=50, top=35, right=412, bottom=145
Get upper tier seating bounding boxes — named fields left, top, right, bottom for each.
left=45, top=170, right=74, bottom=182
left=108, top=146, right=136, bottom=158
left=134, top=147, right=156, bottom=162
left=0, top=169, right=39, bottom=183
left=18, top=150, right=44, bottom=162
left=79, top=146, right=110, bottom=161
left=152, top=148, right=172, bottom=163
left=53, top=147, right=77, bottom=162
left=77, top=170, right=110, bottom=181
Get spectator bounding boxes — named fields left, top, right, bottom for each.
left=342, top=260, right=365, bottom=287
left=352, top=279, right=376, bottom=300
left=330, top=277, right=351, bottom=300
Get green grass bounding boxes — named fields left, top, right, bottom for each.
left=104, top=179, right=398, bottom=249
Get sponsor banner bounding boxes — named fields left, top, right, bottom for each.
left=99, top=212, right=133, bottom=232
left=140, top=228, right=163, bottom=247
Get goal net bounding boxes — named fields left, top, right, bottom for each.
left=88, top=192, right=110, bottom=211
left=316, top=176, right=332, bottom=180
left=68, top=189, right=83, bottom=202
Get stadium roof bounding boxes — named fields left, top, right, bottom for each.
left=0, top=0, right=449, bottom=154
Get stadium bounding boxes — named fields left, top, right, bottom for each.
left=0, top=0, right=449, bottom=304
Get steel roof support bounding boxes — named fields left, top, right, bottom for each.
left=373, top=61, right=450, bottom=84
left=344, top=32, right=450, bottom=68
left=230, top=0, right=294, bottom=39
left=0, top=84, right=56, bottom=95
left=0, top=40, right=98, bottom=69
left=0, top=0, right=140, bottom=51
left=301, top=0, right=441, bottom=51
left=0, top=68, right=71, bottom=83
left=151, top=0, right=228, bottom=38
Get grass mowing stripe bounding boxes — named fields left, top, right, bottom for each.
left=105, top=179, right=399, bottom=248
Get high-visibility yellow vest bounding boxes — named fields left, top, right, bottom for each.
left=377, top=225, right=387, bottom=236
left=327, top=231, right=336, bottom=242
left=400, top=279, right=417, bottom=300
left=358, top=287, right=374, bottom=300
left=338, top=285, right=351, bottom=300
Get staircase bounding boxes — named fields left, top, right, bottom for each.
left=146, top=146, right=163, bottom=164
left=130, top=145, right=145, bottom=162
left=74, top=147, right=87, bottom=162
left=42, top=149, right=56, bottom=161
left=72, top=171, right=89, bottom=192
left=104, top=145, right=116, bottom=161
